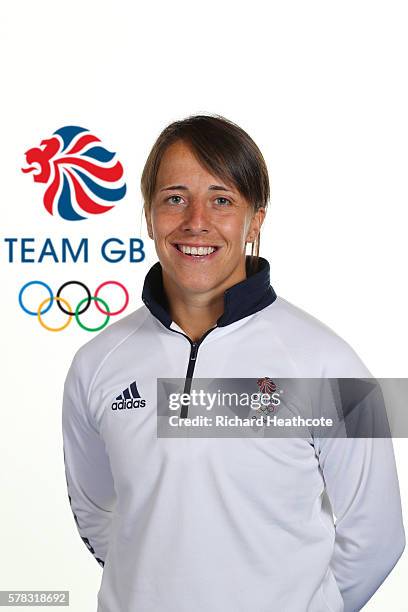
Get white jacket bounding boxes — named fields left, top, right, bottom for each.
left=62, top=256, right=405, bottom=612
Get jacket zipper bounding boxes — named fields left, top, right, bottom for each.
left=169, top=326, right=217, bottom=419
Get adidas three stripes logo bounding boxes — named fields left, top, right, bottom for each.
left=111, top=381, right=146, bottom=410
left=116, top=380, right=141, bottom=401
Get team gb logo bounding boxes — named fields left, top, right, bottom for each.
left=22, top=125, right=126, bottom=221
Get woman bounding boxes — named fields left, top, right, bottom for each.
left=62, top=114, right=405, bottom=612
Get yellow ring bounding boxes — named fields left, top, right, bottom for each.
left=37, top=296, right=73, bottom=332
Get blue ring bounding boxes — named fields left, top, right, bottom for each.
left=19, top=281, right=54, bottom=316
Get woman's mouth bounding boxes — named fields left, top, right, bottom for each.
left=172, top=243, right=221, bottom=260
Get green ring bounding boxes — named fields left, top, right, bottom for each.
left=75, top=296, right=111, bottom=332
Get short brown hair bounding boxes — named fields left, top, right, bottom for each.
left=141, top=113, right=270, bottom=274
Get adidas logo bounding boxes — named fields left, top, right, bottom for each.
left=111, top=380, right=146, bottom=410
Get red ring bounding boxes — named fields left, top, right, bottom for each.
left=94, top=281, right=129, bottom=316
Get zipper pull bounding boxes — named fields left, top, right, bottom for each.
left=190, top=342, right=198, bottom=361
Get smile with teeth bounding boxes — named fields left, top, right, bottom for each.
left=176, top=244, right=218, bottom=256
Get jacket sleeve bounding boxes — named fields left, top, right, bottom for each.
left=62, top=354, right=116, bottom=568
left=315, top=344, right=406, bottom=611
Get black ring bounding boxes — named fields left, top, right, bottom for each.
left=56, top=281, right=92, bottom=316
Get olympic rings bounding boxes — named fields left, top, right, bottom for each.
left=19, top=280, right=129, bottom=332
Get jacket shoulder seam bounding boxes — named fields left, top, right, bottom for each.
left=86, top=308, right=149, bottom=405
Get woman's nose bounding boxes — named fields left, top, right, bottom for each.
left=180, top=200, right=211, bottom=232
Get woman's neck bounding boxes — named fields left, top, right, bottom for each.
left=161, top=260, right=248, bottom=341
left=167, top=290, right=224, bottom=341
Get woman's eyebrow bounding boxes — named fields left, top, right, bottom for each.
left=159, top=184, right=233, bottom=192
left=208, top=185, right=233, bottom=192
left=159, top=185, right=188, bottom=191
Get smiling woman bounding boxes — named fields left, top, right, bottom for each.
left=62, top=113, right=405, bottom=612
left=141, top=114, right=269, bottom=269
left=140, top=115, right=270, bottom=340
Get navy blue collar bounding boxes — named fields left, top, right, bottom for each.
left=141, top=255, right=277, bottom=329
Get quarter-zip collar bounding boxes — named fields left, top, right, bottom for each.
left=141, top=255, right=277, bottom=329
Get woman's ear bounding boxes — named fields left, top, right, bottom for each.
left=144, top=205, right=154, bottom=240
left=247, top=207, right=266, bottom=243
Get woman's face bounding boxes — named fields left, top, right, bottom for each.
left=145, top=139, right=265, bottom=295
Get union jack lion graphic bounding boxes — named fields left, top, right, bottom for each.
left=256, top=377, right=277, bottom=394
left=22, top=125, right=126, bottom=221
left=254, top=376, right=279, bottom=417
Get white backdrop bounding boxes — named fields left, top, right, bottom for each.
left=0, top=1, right=407, bottom=610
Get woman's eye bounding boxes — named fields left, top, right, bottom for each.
left=215, top=197, right=231, bottom=206
left=167, top=196, right=183, bottom=205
